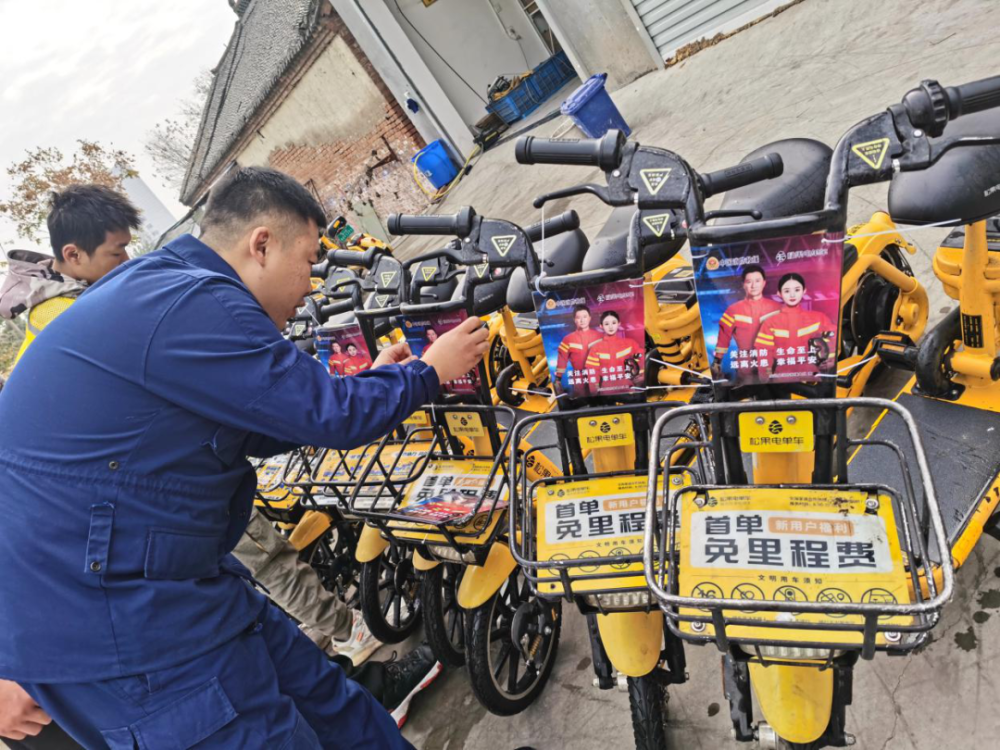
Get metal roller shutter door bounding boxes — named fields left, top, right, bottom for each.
left=630, top=0, right=781, bottom=60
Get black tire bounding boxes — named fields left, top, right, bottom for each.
left=465, top=568, right=561, bottom=716
left=915, top=307, right=962, bottom=397
left=488, top=334, right=512, bottom=386
left=359, top=544, right=422, bottom=644
left=627, top=674, right=669, bottom=750
left=495, top=362, right=526, bottom=407
left=303, top=518, right=360, bottom=608
left=422, top=563, right=466, bottom=667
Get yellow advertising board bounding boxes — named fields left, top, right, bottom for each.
left=676, top=487, right=913, bottom=645
left=389, top=458, right=507, bottom=545
left=535, top=475, right=652, bottom=595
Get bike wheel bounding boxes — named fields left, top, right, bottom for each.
left=304, top=520, right=360, bottom=608
left=422, top=563, right=466, bottom=667
left=465, top=567, right=561, bottom=716
left=359, top=544, right=422, bottom=644
left=627, top=674, right=669, bottom=750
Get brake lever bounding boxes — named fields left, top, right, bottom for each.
left=532, top=183, right=612, bottom=209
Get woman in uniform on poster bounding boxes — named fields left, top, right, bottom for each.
left=585, top=310, right=644, bottom=394
left=754, top=272, right=837, bottom=381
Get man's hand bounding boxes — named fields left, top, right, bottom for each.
left=420, top=317, right=490, bottom=384
left=372, top=342, right=416, bottom=369
left=0, top=679, right=51, bottom=741
left=710, top=357, right=724, bottom=381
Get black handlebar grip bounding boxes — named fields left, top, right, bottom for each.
left=699, top=153, right=784, bottom=199
left=946, top=75, right=1000, bottom=118
left=387, top=206, right=476, bottom=237
left=319, top=301, right=354, bottom=321
left=523, top=210, right=581, bottom=243
left=327, top=249, right=368, bottom=267
left=514, top=130, right=625, bottom=171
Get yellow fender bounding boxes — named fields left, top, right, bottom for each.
left=749, top=663, right=833, bottom=745
left=413, top=548, right=440, bottom=571
left=596, top=610, right=663, bottom=677
left=355, top=524, right=389, bottom=563
left=457, top=542, right=516, bottom=610
left=287, top=510, right=332, bottom=552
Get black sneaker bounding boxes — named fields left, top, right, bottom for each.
left=381, top=644, right=444, bottom=728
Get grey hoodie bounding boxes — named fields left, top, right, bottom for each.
left=0, top=249, right=88, bottom=320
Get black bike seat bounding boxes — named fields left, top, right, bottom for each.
left=581, top=205, right=685, bottom=272
left=940, top=214, right=1000, bottom=251
left=718, top=138, right=833, bottom=223
left=506, top=228, right=590, bottom=313
left=889, top=110, right=1000, bottom=226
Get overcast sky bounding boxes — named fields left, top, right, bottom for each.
left=0, top=0, right=238, bottom=253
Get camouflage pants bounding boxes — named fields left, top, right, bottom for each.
left=233, top=510, right=352, bottom=654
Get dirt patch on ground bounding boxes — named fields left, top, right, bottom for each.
left=665, top=0, right=808, bottom=68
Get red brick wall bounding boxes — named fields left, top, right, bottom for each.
left=260, top=15, right=429, bottom=227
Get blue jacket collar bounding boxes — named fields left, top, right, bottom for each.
left=167, top=234, right=244, bottom=284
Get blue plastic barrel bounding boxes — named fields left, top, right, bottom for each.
left=412, top=140, right=459, bottom=190
left=560, top=73, right=631, bottom=138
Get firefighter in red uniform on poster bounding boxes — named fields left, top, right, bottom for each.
left=585, top=310, right=643, bottom=394
left=754, top=272, right=837, bottom=381
left=554, top=304, right=602, bottom=395
left=343, top=342, right=372, bottom=376
left=712, top=264, right=781, bottom=379
left=328, top=340, right=348, bottom=377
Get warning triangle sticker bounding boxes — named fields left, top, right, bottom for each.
left=852, top=138, right=890, bottom=170
left=642, top=213, right=671, bottom=238
left=639, top=168, right=672, bottom=195
left=491, top=235, right=517, bottom=257
left=379, top=271, right=396, bottom=287
left=375, top=294, right=390, bottom=308
left=473, top=262, right=489, bottom=278
left=421, top=266, right=437, bottom=281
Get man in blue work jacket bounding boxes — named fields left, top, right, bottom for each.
left=0, top=166, right=488, bottom=748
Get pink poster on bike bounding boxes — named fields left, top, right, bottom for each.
left=316, top=323, right=373, bottom=377
left=692, top=233, right=844, bottom=385
left=533, top=279, right=646, bottom=400
left=402, top=310, right=482, bottom=395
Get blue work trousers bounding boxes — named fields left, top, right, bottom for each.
left=22, top=603, right=413, bottom=750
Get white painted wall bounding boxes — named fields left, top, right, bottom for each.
left=237, top=36, right=386, bottom=165
left=328, top=0, right=476, bottom=159
left=382, top=0, right=551, bottom=127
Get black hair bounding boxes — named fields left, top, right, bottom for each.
left=778, top=272, right=806, bottom=291
left=600, top=310, right=620, bottom=323
left=47, top=185, right=140, bottom=261
left=741, top=264, right=766, bottom=280
left=201, top=166, right=326, bottom=236
left=346, top=343, right=358, bottom=353
left=573, top=304, right=591, bottom=315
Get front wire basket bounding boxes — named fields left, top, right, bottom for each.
left=338, top=404, right=517, bottom=559
left=508, top=400, right=704, bottom=611
left=642, top=397, right=954, bottom=659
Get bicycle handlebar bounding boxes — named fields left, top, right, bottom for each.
left=523, top=210, right=580, bottom=242
left=514, top=130, right=626, bottom=171
left=699, top=153, right=784, bottom=199
left=387, top=206, right=476, bottom=237
left=904, top=76, right=1000, bottom=135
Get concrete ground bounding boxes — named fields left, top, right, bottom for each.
left=396, top=0, right=1000, bottom=748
